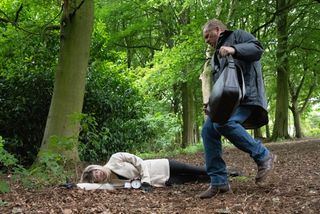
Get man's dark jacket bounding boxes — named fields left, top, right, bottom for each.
left=211, top=29, right=268, bottom=129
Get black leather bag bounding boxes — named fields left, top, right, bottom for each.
left=208, top=56, right=245, bottom=123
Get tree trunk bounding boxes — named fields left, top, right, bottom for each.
left=266, top=123, right=270, bottom=139
left=172, top=84, right=182, bottom=146
left=194, top=121, right=200, bottom=144
left=254, top=128, right=263, bottom=139
left=39, top=0, right=94, bottom=163
left=288, top=64, right=316, bottom=138
left=272, top=0, right=290, bottom=140
left=199, top=50, right=213, bottom=121
left=181, top=81, right=195, bottom=148
left=199, top=60, right=212, bottom=106
left=291, top=102, right=303, bottom=138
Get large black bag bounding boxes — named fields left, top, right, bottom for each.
left=208, top=56, right=245, bottom=123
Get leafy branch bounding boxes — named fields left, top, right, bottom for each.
left=0, top=4, right=23, bottom=25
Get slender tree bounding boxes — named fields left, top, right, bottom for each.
left=287, top=1, right=320, bottom=138
left=289, top=59, right=318, bottom=138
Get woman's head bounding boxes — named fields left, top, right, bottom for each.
left=80, top=165, right=112, bottom=183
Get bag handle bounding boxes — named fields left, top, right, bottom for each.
left=226, top=55, right=235, bottom=69
left=226, top=55, right=246, bottom=99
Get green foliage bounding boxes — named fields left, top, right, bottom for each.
left=0, top=136, right=17, bottom=193
left=0, top=2, right=60, bottom=165
left=303, top=104, right=320, bottom=137
left=0, top=49, right=154, bottom=165
left=138, top=142, right=204, bottom=159
left=0, top=136, right=18, bottom=168
left=47, top=135, right=77, bottom=152
left=0, top=71, right=53, bottom=165
left=12, top=136, right=74, bottom=189
left=0, top=199, right=8, bottom=205
left=12, top=165, right=65, bottom=190
left=139, top=112, right=181, bottom=152
left=0, top=133, right=71, bottom=191
left=78, top=114, right=112, bottom=161
left=0, top=0, right=320, bottom=171
left=0, top=181, right=10, bottom=194
left=29, top=150, right=66, bottom=185
left=79, top=61, right=155, bottom=161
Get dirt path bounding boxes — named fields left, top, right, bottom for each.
left=1, top=139, right=319, bottom=213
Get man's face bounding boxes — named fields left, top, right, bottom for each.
left=203, top=27, right=220, bottom=48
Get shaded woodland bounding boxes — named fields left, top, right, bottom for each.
left=0, top=0, right=319, bottom=203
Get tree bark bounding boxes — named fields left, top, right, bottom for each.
left=254, top=128, right=263, bottom=139
left=181, top=81, right=195, bottom=148
left=199, top=50, right=213, bottom=121
left=272, top=0, right=290, bottom=140
left=290, top=102, right=303, bottom=138
left=39, top=0, right=94, bottom=163
left=289, top=65, right=317, bottom=138
left=266, top=123, right=270, bottom=139
left=199, top=60, right=212, bottom=106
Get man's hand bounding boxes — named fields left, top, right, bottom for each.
left=203, top=103, right=209, bottom=115
left=219, top=46, right=235, bottom=57
left=141, top=182, right=152, bottom=192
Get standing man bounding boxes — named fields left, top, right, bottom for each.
left=199, top=19, right=276, bottom=199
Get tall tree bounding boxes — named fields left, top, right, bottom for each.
left=271, top=0, right=291, bottom=140
left=39, top=0, right=94, bottom=163
left=289, top=66, right=317, bottom=138
left=287, top=1, right=320, bottom=138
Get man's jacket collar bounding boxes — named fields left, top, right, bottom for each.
left=216, top=30, right=233, bottom=49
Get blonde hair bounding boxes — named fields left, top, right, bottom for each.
left=80, top=164, right=112, bottom=183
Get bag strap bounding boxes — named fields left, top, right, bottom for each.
left=239, top=69, right=246, bottom=99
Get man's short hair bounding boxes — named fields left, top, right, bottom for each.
left=203, top=19, right=227, bottom=31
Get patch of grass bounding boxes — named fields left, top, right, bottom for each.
left=138, top=143, right=204, bottom=159
left=138, top=138, right=235, bottom=159
left=0, top=180, right=9, bottom=194
left=0, top=199, right=8, bottom=206
left=230, top=176, right=251, bottom=182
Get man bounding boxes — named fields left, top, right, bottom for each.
left=199, top=19, right=277, bottom=199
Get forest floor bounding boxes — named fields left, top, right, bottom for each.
left=1, top=138, right=320, bottom=214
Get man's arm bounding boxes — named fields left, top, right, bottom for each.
left=230, top=30, right=264, bottom=61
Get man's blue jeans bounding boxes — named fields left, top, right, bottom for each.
left=202, top=105, right=270, bottom=186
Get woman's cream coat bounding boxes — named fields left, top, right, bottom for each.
left=105, top=152, right=170, bottom=187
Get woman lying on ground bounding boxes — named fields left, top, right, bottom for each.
left=80, top=152, right=241, bottom=192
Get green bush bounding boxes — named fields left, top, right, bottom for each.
left=79, top=62, right=155, bottom=162
left=0, top=72, right=53, bottom=166
left=0, top=181, right=10, bottom=194
left=139, top=112, right=181, bottom=152
left=0, top=60, right=155, bottom=165
left=0, top=24, right=58, bottom=166
left=0, top=136, right=17, bottom=194
left=0, top=136, right=18, bottom=169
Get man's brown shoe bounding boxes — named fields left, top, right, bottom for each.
left=197, top=184, right=232, bottom=199
left=255, top=153, right=277, bottom=184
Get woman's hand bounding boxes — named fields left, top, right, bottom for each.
left=141, top=182, right=152, bottom=192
